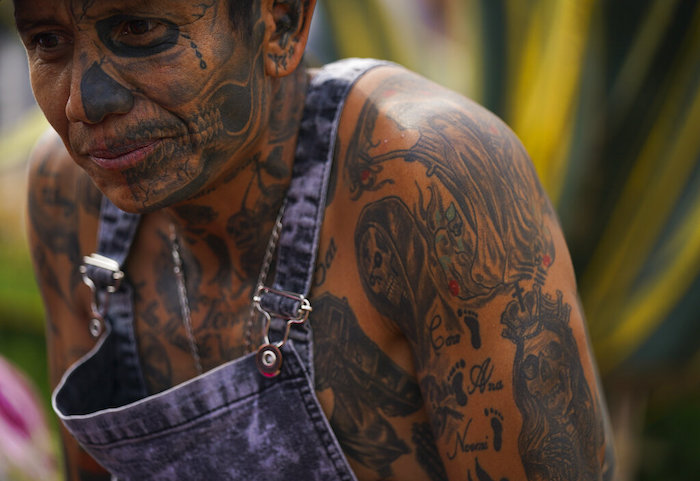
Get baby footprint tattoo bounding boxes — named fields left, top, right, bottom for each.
left=458, top=309, right=481, bottom=349
left=485, top=408, right=504, bottom=452
left=448, top=360, right=468, bottom=406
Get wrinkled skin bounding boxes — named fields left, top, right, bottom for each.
left=16, top=0, right=274, bottom=212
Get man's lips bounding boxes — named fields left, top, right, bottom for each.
left=88, top=140, right=161, bottom=171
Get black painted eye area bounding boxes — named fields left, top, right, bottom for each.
left=96, top=15, right=179, bottom=58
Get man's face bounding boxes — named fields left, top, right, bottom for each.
left=15, top=0, right=267, bottom=212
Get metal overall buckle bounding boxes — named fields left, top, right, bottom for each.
left=79, top=253, right=124, bottom=338
left=252, top=285, right=312, bottom=377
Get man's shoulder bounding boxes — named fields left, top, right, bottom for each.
left=26, top=128, right=102, bottom=251
left=27, top=128, right=101, bottom=202
left=337, top=62, right=538, bottom=197
left=343, top=63, right=527, bottom=168
left=27, top=128, right=82, bottom=184
left=328, top=61, right=554, bottom=303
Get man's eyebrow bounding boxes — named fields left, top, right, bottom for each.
left=14, top=16, right=60, bottom=32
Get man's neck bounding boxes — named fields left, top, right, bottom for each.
left=163, top=66, right=309, bottom=281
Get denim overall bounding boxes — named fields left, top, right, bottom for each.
left=52, top=58, right=388, bottom=480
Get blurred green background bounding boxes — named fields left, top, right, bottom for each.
left=2, top=1, right=700, bottom=480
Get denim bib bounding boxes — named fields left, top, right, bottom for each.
left=52, top=58, right=388, bottom=481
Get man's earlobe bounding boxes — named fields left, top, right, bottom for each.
left=264, top=0, right=316, bottom=77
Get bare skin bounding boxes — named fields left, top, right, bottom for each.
left=18, top=1, right=615, bottom=480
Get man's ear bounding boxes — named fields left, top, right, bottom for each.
left=263, top=0, right=316, bottom=77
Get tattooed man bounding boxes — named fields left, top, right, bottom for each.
left=16, top=0, right=615, bottom=480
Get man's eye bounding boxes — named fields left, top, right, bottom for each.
left=28, top=32, right=71, bottom=59
left=35, top=33, right=60, bottom=49
left=97, top=15, right=179, bottom=57
left=121, top=19, right=159, bottom=38
left=117, top=19, right=167, bottom=46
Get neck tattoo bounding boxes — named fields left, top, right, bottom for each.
left=169, top=201, right=286, bottom=374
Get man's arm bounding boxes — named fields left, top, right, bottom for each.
left=332, top=66, right=616, bottom=480
left=25, top=130, right=110, bottom=481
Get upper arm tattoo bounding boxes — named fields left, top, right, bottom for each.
left=346, top=76, right=556, bottom=305
left=345, top=73, right=612, bottom=479
left=501, top=285, right=606, bottom=480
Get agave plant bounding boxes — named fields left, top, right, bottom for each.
left=0, top=356, right=58, bottom=481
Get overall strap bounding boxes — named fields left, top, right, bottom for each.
left=82, top=196, right=147, bottom=400
left=260, top=59, right=390, bottom=374
left=97, top=196, right=140, bottom=266
left=270, top=58, right=389, bottom=309
left=84, top=197, right=140, bottom=287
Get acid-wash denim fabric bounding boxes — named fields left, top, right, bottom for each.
left=52, top=58, right=390, bottom=481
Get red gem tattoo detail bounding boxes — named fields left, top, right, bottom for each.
left=542, top=254, right=552, bottom=267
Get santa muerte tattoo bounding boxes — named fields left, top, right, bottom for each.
left=501, top=285, right=607, bottom=481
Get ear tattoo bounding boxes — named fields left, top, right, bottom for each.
left=273, top=0, right=301, bottom=48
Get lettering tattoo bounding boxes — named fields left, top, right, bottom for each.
left=446, top=418, right=488, bottom=461
left=467, top=358, right=495, bottom=395
left=314, top=238, right=337, bottom=287
left=420, top=357, right=503, bottom=445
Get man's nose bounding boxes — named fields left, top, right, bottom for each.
left=65, top=62, right=133, bottom=124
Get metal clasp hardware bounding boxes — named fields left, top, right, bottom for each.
left=79, top=253, right=124, bottom=338
left=253, top=285, right=312, bottom=347
left=252, top=285, right=312, bottom=377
